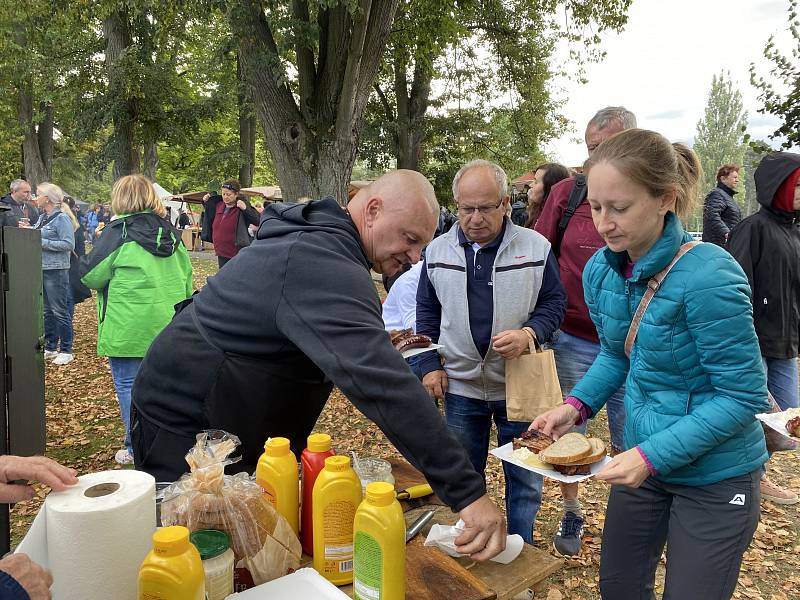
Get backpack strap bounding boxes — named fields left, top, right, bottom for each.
left=554, top=174, right=587, bottom=258
left=624, top=241, right=701, bottom=358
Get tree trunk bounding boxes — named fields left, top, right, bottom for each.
left=104, top=10, right=140, bottom=180
left=37, top=102, right=53, bottom=178
left=237, top=56, right=256, bottom=187
left=143, top=139, right=158, bottom=181
left=393, top=49, right=432, bottom=172
left=229, top=0, right=399, bottom=204
left=17, top=81, right=49, bottom=189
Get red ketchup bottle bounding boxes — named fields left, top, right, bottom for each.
left=300, top=433, right=336, bottom=555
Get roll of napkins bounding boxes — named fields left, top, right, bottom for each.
left=16, top=469, right=156, bottom=600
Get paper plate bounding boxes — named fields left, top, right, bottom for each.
left=401, top=342, right=443, bottom=359
left=491, top=442, right=612, bottom=483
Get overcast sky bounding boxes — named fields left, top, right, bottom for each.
left=545, top=0, right=793, bottom=166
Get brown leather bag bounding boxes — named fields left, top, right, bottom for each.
left=625, top=242, right=795, bottom=453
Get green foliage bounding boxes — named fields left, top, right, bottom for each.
left=690, top=72, right=748, bottom=229
left=750, top=0, right=800, bottom=149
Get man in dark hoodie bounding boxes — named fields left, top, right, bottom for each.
left=728, top=151, right=800, bottom=505
left=132, top=169, right=507, bottom=560
left=0, top=179, right=36, bottom=227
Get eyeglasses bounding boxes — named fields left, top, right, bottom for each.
left=456, top=199, right=504, bottom=217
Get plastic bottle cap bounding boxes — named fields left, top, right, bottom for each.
left=264, top=437, right=291, bottom=457
left=307, top=433, right=332, bottom=453
left=152, top=525, right=190, bottom=552
left=324, top=455, right=350, bottom=472
left=190, top=529, right=230, bottom=560
left=365, top=481, right=396, bottom=506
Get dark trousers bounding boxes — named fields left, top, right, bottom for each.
left=599, top=469, right=761, bottom=600
left=217, top=255, right=231, bottom=269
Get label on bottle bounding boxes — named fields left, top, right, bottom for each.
left=353, top=531, right=382, bottom=600
left=259, top=481, right=277, bottom=507
left=321, top=500, right=356, bottom=575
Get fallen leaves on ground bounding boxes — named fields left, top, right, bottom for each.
left=12, top=255, right=800, bottom=599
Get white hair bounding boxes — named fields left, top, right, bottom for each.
left=452, top=159, right=509, bottom=202
left=587, top=106, right=637, bottom=132
left=10, top=179, right=29, bottom=192
left=36, top=182, right=64, bottom=206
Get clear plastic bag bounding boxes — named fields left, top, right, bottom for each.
left=160, top=430, right=302, bottom=585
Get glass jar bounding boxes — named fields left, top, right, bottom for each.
left=189, top=529, right=234, bottom=600
left=353, top=457, right=395, bottom=496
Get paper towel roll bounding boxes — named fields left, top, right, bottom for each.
left=20, top=469, right=156, bottom=600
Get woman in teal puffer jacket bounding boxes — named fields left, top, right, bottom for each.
left=534, top=129, right=769, bottom=600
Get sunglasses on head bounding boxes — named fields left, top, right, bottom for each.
left=221, top=183, right=236, bottom=192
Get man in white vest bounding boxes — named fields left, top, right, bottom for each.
left=415, top=160, right=567, bottom=544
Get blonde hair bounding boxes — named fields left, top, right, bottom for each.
left=585, top=129, right=702, bottom=219
left=111, top=175, right=166, bottom=218
left=36, top=182, right=64, bottom=206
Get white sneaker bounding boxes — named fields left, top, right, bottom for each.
left=115, top=449, right=134, bottom=465
left=52, top=353, right=74, bottom=366
left=44, top=350, right=59, bottom=360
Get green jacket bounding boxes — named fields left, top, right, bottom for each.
left=80, top=211, right=193, bottom=357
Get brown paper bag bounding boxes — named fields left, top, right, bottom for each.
left=505, top=337, right=563, bottom=422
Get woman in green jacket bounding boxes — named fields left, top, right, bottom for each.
left=533, top=129, right=768, bottom=599
left=81, top=175, right=193, bottom=465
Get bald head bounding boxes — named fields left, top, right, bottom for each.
left=351, top=170, right=438, bottom=216
left=349, top=169, right=439, bottom=276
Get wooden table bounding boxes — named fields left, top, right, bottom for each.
left=180, top=227, right=202, bottom=251
left=333, top=459, right=562, bottom=600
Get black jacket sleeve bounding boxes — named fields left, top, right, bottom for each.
left=275, top=234, right=486, bottom=512
left=199, top=195, right=221, bottom=243
left=702, top=189, right=729, bottom=246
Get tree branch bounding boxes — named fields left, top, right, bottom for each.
left=373, top=83, right=395, bottom=121
left=335, top=0, right=372, bottom=138
left=292, top=0, right=317, bottom=122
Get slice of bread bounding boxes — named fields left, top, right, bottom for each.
left=574, top=437, right=606, bottom=466
left=539, top=432, right=592, bottom=465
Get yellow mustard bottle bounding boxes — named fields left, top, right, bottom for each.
left=353, top=482, right=406, bottom=600
left=313, top=455, right=362, bottom=585
left=256, top=436, right=300, bottom=535
left=138, top=525, right=205, bottom=600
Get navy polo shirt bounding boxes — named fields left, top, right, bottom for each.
left=458, top=220, right=506, bottom=357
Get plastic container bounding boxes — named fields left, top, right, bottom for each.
left=138, top=525, right=205, bottom=600
left=353, top=482, right=406, bottom=600
left=190, top=529, right=234, bottom=600
left=353, top=457, right=395, bottom=497
left=312, top=455, right=362, bottom=585
left=256, top=436, right=300, bottom=535
left=301, top=433, right=336, bottom=555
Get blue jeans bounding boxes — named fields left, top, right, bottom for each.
left=109, top=357, right=143, bottom=452
left=444, top=392, right=543, bottom=544
left=42, top=269, right=73, bottom=353
left=762, top=356, right=799, bottom=410
left=552, top=330, right=625, bottom=451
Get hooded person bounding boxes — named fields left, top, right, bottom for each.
left=728, top=152, right=800, bottom=505
left=80, top=174, right=194, bottom=466
left=130, top=169, right=509, bottom=562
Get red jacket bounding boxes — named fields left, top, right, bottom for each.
left=534, top=177, right=605, bottom=342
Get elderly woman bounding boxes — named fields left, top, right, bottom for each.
left=31, top=183, right=76, bottom=366
left=81, top=175, right=193, bottom=465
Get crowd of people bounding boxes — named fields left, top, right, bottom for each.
left=2, top=103, right=799, bottom=600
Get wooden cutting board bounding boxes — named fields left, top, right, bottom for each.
left=403, top=538, right=496, bottom=600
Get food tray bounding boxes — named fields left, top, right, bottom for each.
left=401, top=342, right=443, bottom=359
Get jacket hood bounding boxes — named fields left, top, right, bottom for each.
left=111, top=212, right=183, bottom=257
left=755, top=152, right=800, bottom=209
left=257, top=197, right=369, bottom=262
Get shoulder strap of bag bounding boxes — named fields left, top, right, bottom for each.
left=554, top=174, right=587, bottom=258
left=624, top=241, right=701, bottom=358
